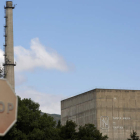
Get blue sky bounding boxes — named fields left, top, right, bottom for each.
left=0, top=0, right=140, bottom=114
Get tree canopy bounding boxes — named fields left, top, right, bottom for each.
left=59, top=120, right=108, bottom=140
left=0, top=96, right=59, bottom=140
left=77, top=124, right=108, bottom=140
left=127, top=130, right=140, bottom=140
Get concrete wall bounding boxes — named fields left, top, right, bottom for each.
left=4, top=1, right=15, bottom=91
left=61, top=89, right=140, bottom=140
left=61, top=90, right=97, bottom=127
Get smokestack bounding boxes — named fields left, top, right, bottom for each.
left=3, top=1, right=16, bottom=91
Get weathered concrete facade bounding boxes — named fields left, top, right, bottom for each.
left=3, top=1, right=15, bottom=91
left=61, top=89, right=140, bottom=140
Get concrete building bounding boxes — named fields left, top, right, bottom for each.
left=3, top=1, right=16, bottom=91
left=61, top=88, right=140, bottom=140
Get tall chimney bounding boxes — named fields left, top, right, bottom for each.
left=3, top=1, right=16, bottom=91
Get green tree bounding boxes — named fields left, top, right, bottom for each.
left=57, top=120, right=61, bottom=129
left=59, top=120, right=108, bottom=140
left=0, top=96, right=60, bottom=140
left=60, top=120, right=77, bottom=140
left=128, top=130, right=140, bottom=140
left=77, top=124, right=108, bottom=140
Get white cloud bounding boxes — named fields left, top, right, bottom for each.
left=15, top=38, right=69, bottom=72
left=0, top=39, right=70, bottom=114
left=0, top=38, right=71, bottom=85
left=16, top=87, right=65, bottom=114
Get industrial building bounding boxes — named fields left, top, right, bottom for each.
left=61, top=88, right=140, bottom=140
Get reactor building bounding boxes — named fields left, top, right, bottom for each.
left=61, top=88, right=140, bottom=140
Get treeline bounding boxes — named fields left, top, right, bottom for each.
left=0, top=96, right=108, bottom=140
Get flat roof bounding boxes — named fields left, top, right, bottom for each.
left=61, top=88, right=140, bottom=102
